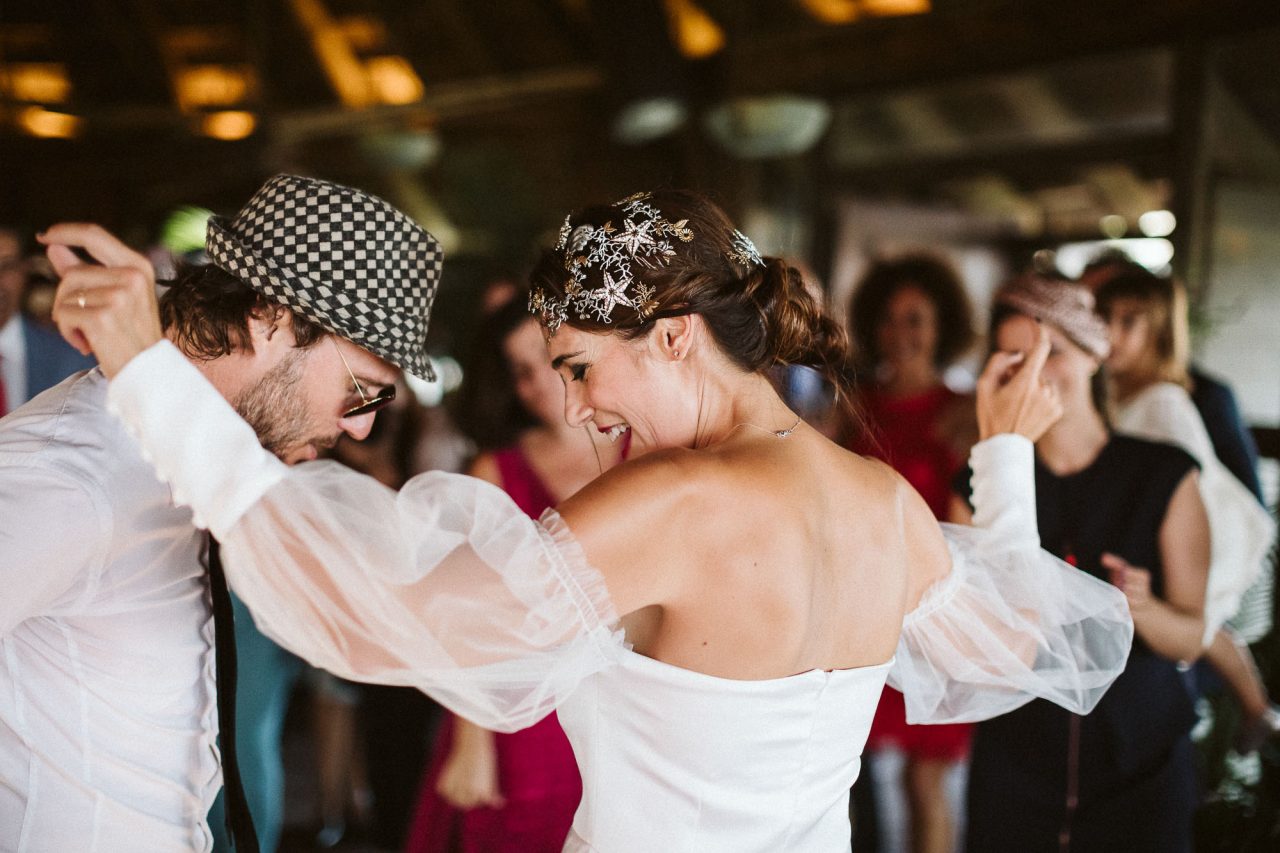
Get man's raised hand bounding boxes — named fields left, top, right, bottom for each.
left=42, top=223, right=164, bottom=379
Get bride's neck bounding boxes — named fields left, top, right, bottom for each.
left=691, top=368, right=794, bottom=449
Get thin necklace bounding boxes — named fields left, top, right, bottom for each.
left=732, top=416, right=803, bottom=439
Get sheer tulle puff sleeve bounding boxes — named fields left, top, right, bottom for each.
left=223, top=467, right=627, bottom=732
left=107, top=341, right=626, bottom=733
left=888, top=522, right=1135, bottom=724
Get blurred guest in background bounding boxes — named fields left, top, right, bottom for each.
left=331, top=378, right=444, bottom=850
left=1080, top=253, right=1265, bottom=503
left=297, top=668, right=373, bottom=849
left=207, top=596, right=303, bottom=853
left=449, top=277, right=537, bottom=452
left=841, top=254, right=977, bottom=853
left=956, top=275, right=1208, bottom=853
left=406, top=296, right=623, bottom=853
left=0, top=225, right=94, bottom=416
left=1096, top=270, right=1278, bottom=753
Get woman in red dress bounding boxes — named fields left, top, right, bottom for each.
left=406, top=298, right=623, bottom=852
left=843, top=255, right=977, bottom=853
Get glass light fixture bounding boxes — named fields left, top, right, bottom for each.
left=201, top=110, right=257, bottom=140
left=613, top=96, right=689, bottom=145
left=703, top=96, right=831, bottom=159
left=1137, top=209, right=1176, bottom=238
left=1098, top=214, right=1128, bottom=239
left=18, top=106, right=82, bottom=139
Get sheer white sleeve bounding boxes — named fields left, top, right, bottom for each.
left=107, top=341, right=625, bottom=732
left=1115, top=383, right=1276, bottom=642
left=888, top=435, right=1135, bottom=724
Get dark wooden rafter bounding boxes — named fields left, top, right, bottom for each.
left=723, top=0, right=1280, bottom=98
left=269, top=64, right=602, bottom=145
left=830, top=128, right=1171, bottom=191
left=2, top=0, right=1279, bottom=264
left=479, top=1, right=584, bottom=70
left=403, top=0, right=502, bottom=80
left=531, top=0, right=593, bottom=64
left=1169, top=39, right=1214, bottom=295
left=260, top=0, right=338, bottom=109
left=55, top=0, right=173, bottom=106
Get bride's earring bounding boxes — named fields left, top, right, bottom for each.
left=673, top=349, right=680, bottom=359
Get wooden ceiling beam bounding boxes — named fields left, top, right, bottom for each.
left=828, top=128, right=1171, bottom=190
left=425, top=0, right=503, bottom=78
left=54, top=0, right=172, bottom=105
left=268, top=64, right=603, bottom=144
left=531, top=0, right=593, bottom=63
left=724, top=0, right=1280, bottom=97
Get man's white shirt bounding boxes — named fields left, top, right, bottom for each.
left=0, top=369, right=220, bottom=852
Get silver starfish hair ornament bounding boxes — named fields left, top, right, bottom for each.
left=727, top=229, right=765, bottom=269
left=530, top=191, right=694, bottom=333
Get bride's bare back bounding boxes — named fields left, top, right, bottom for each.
left=558, top=424, right=951, bottom=680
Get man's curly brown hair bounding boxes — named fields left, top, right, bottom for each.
left=159, top=263, right=326, bottom=359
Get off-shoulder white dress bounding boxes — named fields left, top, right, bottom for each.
left=107, top=342, right=1134, bottom=852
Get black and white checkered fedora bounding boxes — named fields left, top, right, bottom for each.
left=206, top=174, right=442, bottom=380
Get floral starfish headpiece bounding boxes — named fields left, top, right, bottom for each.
left=529, top=192, right=764, bottom=333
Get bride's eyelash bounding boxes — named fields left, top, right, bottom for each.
left=570, top=364, right=588, bottom=382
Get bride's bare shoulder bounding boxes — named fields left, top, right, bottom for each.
left=559, top=448, right=701, bottom=518
left=862, top=454, right=954, bottom=606
left=841, top=448, right=905, bottom=494
left=827, top=446, right=950, bottom=587
left=557, top=432, right=926, bottom=525
left=552, top=449, right=705, bottom=612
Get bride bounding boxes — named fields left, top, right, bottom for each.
left=47, top=190, right=1133, bottom=852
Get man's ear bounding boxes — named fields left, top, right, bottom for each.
left=652, top=315, right=698, bottom=362
left=246, top=304, right=296, bottom=353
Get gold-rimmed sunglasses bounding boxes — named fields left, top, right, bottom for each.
left=332, top=339, right=396, bottom=418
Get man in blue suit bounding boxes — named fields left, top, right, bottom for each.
left=0, top=227, right=95, bottom=415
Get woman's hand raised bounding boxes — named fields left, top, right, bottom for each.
left=976, top=325, right=1063, bottom=442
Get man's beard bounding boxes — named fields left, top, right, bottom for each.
left=233, top=349, right=323, bottom=459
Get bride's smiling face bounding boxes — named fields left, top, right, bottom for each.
left=545, top=322, right=697, bottom=456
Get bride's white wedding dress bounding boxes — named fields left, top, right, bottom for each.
left=558, top=648, right=893, bottom=851
left=108, top=341, right=1134, bottom=852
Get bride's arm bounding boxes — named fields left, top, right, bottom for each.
left=890, top=335, right=1133, bottom=724
left=900, top=332, right=1055, bottom=615
left=108, top=341, right=625, bottom=732
left=43, top=223, right=636, bottom=732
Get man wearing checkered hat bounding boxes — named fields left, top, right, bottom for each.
left=0, top=175, right=441, bottom=853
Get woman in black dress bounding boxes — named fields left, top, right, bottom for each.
left=952, top=275, right=1210, bottom=853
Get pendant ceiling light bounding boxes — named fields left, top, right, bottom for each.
left=592, top=0, right=692, bottom=145
left=703, top=96, right=832, bottom=159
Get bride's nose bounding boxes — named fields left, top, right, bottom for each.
left=563, top=382, right=594, bottom=429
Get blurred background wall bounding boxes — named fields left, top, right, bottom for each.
left=3, top=1, right=1278, bottom=433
